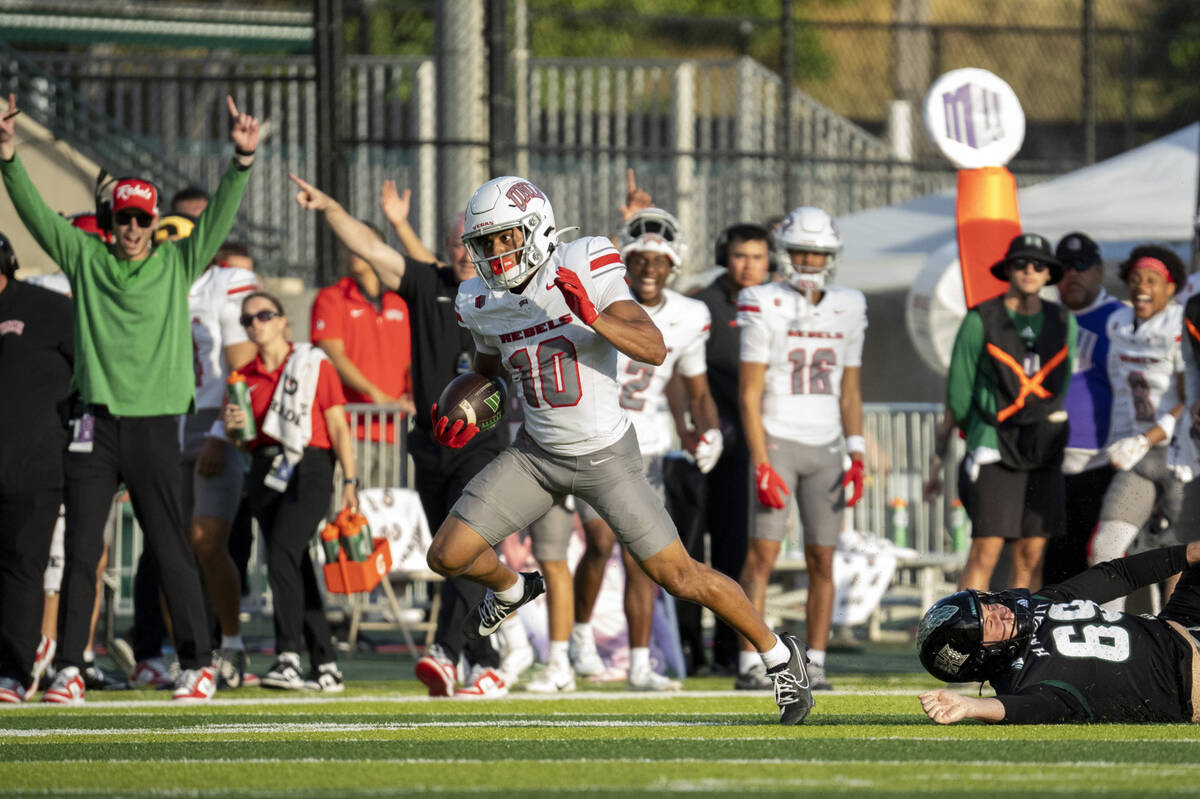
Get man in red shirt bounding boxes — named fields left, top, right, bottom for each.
left=311, top=228, right=415, bottom=440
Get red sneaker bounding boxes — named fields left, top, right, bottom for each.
left=454, top=666, right=508, bottom=699
left=415, top=644, right=456, bottom=697
left=173, top=666, right=217, bottom=702
left=42, top=666, right=85, bottom=705
left=0, top=677, right=26, bottom=703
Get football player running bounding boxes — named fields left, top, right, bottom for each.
left=430, top=176, right=814, bottom=723
left=917, top=539, right=1200, bottom=724
left=735, top=207, right=867, bottom=692
left=564, top=206, right=723, bottom=691
left=1091, top=246, right=1187, bottom=610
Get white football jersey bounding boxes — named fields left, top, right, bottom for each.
left=1106, top=303, right=1183, bottom=443
left=618, top=288, right=711, bottom=457
left=456, top=236, right=634, bottom=456
left=738, top=282, right=867, bottom=445
left=189, top=265, right=259, bottom=409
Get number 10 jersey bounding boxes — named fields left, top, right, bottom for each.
left=455, top=236, right=633, bottom=456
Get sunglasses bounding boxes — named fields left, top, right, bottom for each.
left=240, top=309, right=281, bottom=327
left=1011, top=260, right=1049, bottom=273
left=115, top=210, right=155, bottom=228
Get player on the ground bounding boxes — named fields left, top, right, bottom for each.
left=426, top=175, right=813, bottom=724
left=1092, top=246, right=1187, bottom=610
left=531, top=205, right=723, bottom=692
left=735, top=206, right=867, bottom=692
left=917, top=540, right=1200, bottom=724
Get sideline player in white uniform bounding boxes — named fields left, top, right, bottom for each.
left=1093, top=246, right=1187, bottom=610
left=527, top=207, right=723, bottom=693
left=737, top=206, right=867, bottom=692
left=182, top=240, right=259, bottom=685
left=427, top=176, right=813, bottom=724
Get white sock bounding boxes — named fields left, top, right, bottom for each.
left=807, top=648, right=826, bottom=668
left=630, top=647, right=650, bottom=673
left=738, top=650, right=761, bottom=674
left=221, top=634, right=245, bottom=651
left=548, top=640, right=569, bottom=669
left=496, top=574, right=525, bottom=603
left=571, top=622, right=593, bottom=640
left=760, top=635, right=790, bottom=671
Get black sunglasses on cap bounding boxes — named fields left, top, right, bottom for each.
left=115, top=210, right=155, bottom=228
left=240, top=309, right=281, bottom=327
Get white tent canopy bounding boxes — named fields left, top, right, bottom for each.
left=835, top=123, right=1200, bottom=293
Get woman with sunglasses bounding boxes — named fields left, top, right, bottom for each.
left=222, top=291, right=357, bottom=692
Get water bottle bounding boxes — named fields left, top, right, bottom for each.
left=225, top=371, right=257, bottom=442
left=338, top=513, right=372, bottom=562
left=320, top=523, right=342, bottom=563
left=950, top=499, right=970, bottom=553
left=890, top=498, right=909, bottom=548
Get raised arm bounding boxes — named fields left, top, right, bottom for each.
left=290, top=173, right=408, bottom=290
left=380, top=180, right=440, bottom=265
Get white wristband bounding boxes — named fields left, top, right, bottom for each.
left=846, top=435, right=866, bottom=455
left=1155, top=413, right=1177, bottom=443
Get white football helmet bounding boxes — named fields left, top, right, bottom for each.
left=461, top=176, right=557, bottom=291
left=617, top=207, right=686, bottom=269
left=775, top=206, right=842, bottom=293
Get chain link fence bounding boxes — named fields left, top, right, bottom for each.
left=4, top=0, right=1194, bottom=284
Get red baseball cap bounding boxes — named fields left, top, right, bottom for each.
left=111, top=179, right=158, bottom=216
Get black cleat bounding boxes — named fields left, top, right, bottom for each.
left=465, top=572, right=545, bottom=641
left=768, top=632, right=814, bottom=725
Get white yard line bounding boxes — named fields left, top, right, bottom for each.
left=1, top=687, right=931, bottom=712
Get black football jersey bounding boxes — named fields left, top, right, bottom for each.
left=991, top=546, right=1195, bottom=723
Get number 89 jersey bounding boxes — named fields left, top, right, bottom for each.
left=737, top=282, right=867, bottom=446
left=456, top=236, right=633, bottom=456
left=1105, top=303, right=1183, bottom=443
left=994, top=597, right=1191, bottom=723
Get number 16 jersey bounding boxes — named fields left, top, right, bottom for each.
left=738, top=282, right=868, bottom=446
left=455, top=236, right=633, bottom=456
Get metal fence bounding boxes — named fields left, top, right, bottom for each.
left=105, top=401, right=963, bottom=622
left=7, top=46, right=929, bottom=285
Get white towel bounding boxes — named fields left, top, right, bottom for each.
left=260, top=342, right=329, bottom=472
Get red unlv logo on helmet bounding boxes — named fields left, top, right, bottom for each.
left=505, top=181, right=544, bottom=212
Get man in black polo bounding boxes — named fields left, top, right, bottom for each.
left=0, top=232, right=74, bottom=703
left=691, top=222, right=773, bottom=674
left=288, top=175, right=510, bottom=698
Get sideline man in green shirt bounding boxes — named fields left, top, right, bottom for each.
left=0, top=93, right=259, bottom=704
left=943, top=233, right=1077, bottom=594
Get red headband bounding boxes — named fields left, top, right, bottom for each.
left=1133, top=256, right=1174, bottom=284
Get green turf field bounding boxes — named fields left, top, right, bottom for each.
left=3, top=673, right=1199, bottom=799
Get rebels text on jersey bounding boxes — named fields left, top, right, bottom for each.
left=189, top=265, right=259, bottom=409
left=617, top=288, right=710, bottom=457
left=737, top=282, right=867, bottom=446
left=994, top=595, right=1191, bottom=723
left=1105, top=303, right=1183, bottom=443
left=455, top=236, right=633, bottom=456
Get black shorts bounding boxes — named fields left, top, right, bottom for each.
left=961, top=460, right=1065, bottom=540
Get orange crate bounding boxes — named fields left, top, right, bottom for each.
left=323, top=538, right=392, bottom=594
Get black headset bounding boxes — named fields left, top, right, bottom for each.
left=0, top=231, right=17, bottom=277
left=714, top=222, right=772, bottom=268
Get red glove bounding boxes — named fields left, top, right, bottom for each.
left=842, top=458, right=865, bottom=508
left=755, top=462, right=790, bottom=510
left=430, top=404, right=479, bottom=449
left=553, top=266, right=599, bottom=325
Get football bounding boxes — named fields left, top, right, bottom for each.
left=435, top=373, right=506, bottom=432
